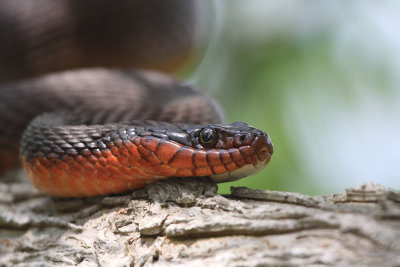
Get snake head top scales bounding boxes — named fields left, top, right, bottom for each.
left=21, top=114, right=273, bottom=197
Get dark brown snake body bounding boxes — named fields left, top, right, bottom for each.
left=0, top=0, right=273, bottom=197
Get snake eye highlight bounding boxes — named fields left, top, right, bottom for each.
left=199, top=127, right=218, bottom=148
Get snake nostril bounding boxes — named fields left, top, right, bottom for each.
left=234, top=134, right=252, bottom=147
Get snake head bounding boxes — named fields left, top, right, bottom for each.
left=163, top=121, right=274, bottom=182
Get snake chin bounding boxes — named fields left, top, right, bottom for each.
left=208, top=153, right=271, bottom=183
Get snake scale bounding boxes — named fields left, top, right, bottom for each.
left=0, top=0, right=273, bottom=197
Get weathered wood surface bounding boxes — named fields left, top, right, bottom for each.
left=0, top=171, right=399, bottom=266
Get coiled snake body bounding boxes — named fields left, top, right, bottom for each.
left=0, top=0, right=273, bottom=197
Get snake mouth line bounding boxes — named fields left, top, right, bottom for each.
left=208, top=151, right=272, bottom=183
left=207, top=135, right=273, bottom=183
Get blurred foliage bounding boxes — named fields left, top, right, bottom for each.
left=191, top=1, right=400, bottom=195
left=207, top=37, right=329, bottom=195
left=192, top=33, right=323, bottom=194
left=188, top=0, right=400, bottom=195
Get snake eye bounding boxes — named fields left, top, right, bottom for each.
left=199, top=127, right=218, bottom=148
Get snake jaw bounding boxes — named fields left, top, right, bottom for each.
left=208, top=157, right=271, bottom=183
left=208, top=133, right=273, bottom=183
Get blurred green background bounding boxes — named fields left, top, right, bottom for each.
left=187, top=1, right=400, bottom=195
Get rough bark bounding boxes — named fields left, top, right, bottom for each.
left=0, top=171, right=399, bottom=266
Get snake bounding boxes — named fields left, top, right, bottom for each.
left=0, top=0, right=273, bottom=197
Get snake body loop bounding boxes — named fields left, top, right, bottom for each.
left=0, top=0, right=273, bottom=197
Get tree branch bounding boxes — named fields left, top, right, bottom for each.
left=1, top=172, right=399, bottom=266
